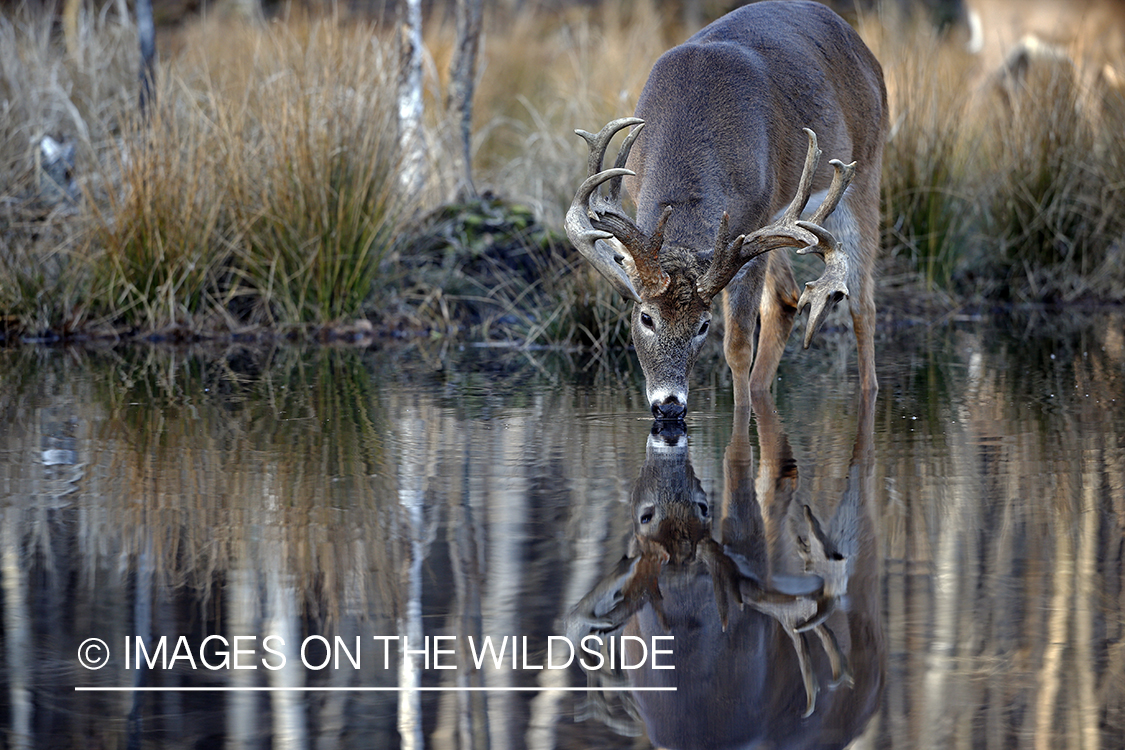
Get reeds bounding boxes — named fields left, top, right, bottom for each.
left=3, top=9, right=408, bottom=337
left=88, top=17, right=407, bottom=332
left=864, top=12, right=1125, bottom=303
left=2, top=2, right=1124, bottom=344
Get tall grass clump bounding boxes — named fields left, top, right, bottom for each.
left=973, top=44, right=1125, bottom=302
left=89, top=17, right=407, bottom=331
left=88, top=106, right=233, bottom=330
left=0, top=4, right=138, bottom=334
left=220, top=20, right=404, bottom=326
left=864, top=17, right=979, bottom=292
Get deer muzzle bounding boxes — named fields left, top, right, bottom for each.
left=651, top=393, right=688, bottom=421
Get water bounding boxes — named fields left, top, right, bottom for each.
left=0, top=310, right=1122, bottom=749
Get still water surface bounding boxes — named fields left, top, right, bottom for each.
left=0, top=310, right=1122, bottom=749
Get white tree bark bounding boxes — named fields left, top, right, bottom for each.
left=397, top=0, right=427, bottom=198
left=447, top=0, right=483, bottom=200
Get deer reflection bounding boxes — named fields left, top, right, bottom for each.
left=566, top=393, right=882, bottom=748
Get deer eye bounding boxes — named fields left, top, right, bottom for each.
left=640, top=313, right=655, bottom=330
left=697, top=501, right=709, bottom=517
left=640, top=508, right=654, bottom=524
left=697, top=320, right=710, bottom=337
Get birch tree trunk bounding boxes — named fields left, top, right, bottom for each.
left=447, top=0, right=483, bottom=200
left=397, top=0, right=427, bottom=198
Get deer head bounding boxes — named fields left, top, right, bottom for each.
left=565, top=119, right=855, bottom=421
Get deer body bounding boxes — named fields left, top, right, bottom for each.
left=566, top=1, right=887, bottom=418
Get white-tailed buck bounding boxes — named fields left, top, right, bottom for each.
left=566, top=1, right=887, bottom=419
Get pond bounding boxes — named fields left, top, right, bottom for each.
left=0, top=309, right=1122, bottom=749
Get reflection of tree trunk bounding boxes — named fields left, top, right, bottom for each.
left=447, top=439, right=488, bottom=750
left=227, top=566, right=259, bottom=749
left=259, top=467, right=308, bottom=750
left=128, top=536, right=154, bottom=750
left=1076, top=437, right=1099, bottom=750
left=1035, top=495, right=1072, bottom=750
left=2, top=508, right=32, bottom=750
left=398, top=502, right=425, bottom=750
left=482, top=416, right=530, bottom=748
left=395, top=403, right=440, bottom=750
left=266, top=567, right=307, bottom=750
left=922, top=384, right=980, bottom=749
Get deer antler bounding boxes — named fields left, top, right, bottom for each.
left=696, top=129, right=855, bottom=303
left=796, top=159, right=856, bottom=347
left=565, top=118, right=671, bottom=301
left=697, top=538, right=746, bottom=632
left=564, top=550, right=671, bottom=641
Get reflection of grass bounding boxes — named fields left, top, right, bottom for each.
left=73, top=344, right=395, bottom=600
left=3, top=3, right=1125, bottom=343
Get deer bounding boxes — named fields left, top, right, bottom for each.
left=566, top=0, right=888, bottom=420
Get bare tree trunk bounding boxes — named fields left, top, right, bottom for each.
left=447, top=0, right=483, bottom=200
left=397, top=0, right=427, bottom=198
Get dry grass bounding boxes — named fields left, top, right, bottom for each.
left=862, top=4, right=1125, bottom=302
left=89, top=17, right=407, bottom=332
left=2, top=1, right=1125, bottom=344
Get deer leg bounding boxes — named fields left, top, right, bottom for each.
left=748, top=252, right=799, bottom=393
left=723, top=263, right=764, bottom=408
left=847, top=171, right=880, bottom=394
left=851, top=282, right=878, bottom=393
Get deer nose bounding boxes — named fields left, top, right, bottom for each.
left=652, top=396, right=686, bottom=421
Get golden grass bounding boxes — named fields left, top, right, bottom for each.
left=2, top=2, right=1124, bottom=343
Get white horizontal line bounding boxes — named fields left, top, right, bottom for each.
left=74, top=686, right=676, bottom=693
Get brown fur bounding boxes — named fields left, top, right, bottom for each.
left=622, top=1, right=887, bottom=414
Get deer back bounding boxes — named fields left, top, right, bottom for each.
left=626, top=0, right=886, bottom=246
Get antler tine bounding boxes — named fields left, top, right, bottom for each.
left=627, top=205, right=672, bottom=297
left=804, top=158, right=856, bottom=227
left=575, top=117, right=643, bottom=178
left=794, top=158, right=856, bottom=347
left=698, top=538, right=744, bottom=632
left=575, top=118, right=645, bottom=212
left=779, top=128, right=823, bottom=224
left=567, top=118, right=667, bottom=303
left=573, top=167, right=635, bottom=217
left=696, top=213, right=742, bottom=301
left=609, top=122, right=644, bottom=204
